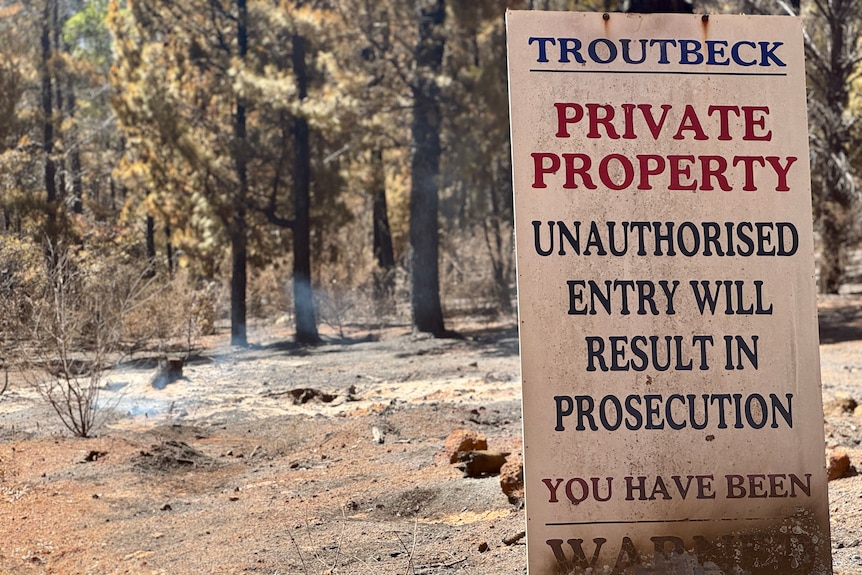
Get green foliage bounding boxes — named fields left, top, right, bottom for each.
left=63, top=0, right=112, bottom=70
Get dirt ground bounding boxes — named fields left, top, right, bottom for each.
left=0, top=296, right=861, bottom=575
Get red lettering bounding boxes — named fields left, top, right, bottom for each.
left=639, top=104, right=673, bottom=140
left=554, top=103, right=583, bottom=138
left=562, top=153, right=597, bottom=189
left=532, top=152, right=560, bottom=188
left=707, top=105, right=740, bottom=140
left=733, top=156, right=766, bottom=191
left=765, top=156, right=797, bottom=191
left=586, top=103, right=620, bottom=139
left=621, top=103, right=637, bottom=139
left=599, top=154, right=635, bottom=190
left=668, top=155, right=697, bottom=190
left=673, top=105, right=708, bottom=140
left=742, top=106, right=771, bottom=141
left=637, top=154, right=666, bottom=190
left=699, top=156, right=732, bottom=191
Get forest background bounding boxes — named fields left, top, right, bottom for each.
left=0, top=0, right=859, bottom=436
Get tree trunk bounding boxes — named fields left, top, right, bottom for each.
left=372, top=149, right=395, bottom=295
left=52, top=0, right=67, bottom=207
left=145, top=213, right=157, bottom=277
left=819, top=206, right=845, bottom=293
left=292, top=31, right=321, bottom=344
left=409, top=0, right=447, bottom=337
left=484, top=167, right=513, bottom=315
left=166, top=224, right=175, bottom=278
left=41, top=0, right=58, bottom=226
left=65, top=77, right=83, bottom=215
left=230, top=0, right=249, bottom=347
left=230, top=219, right=248, bottom=345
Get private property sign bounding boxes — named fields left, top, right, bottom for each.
left=506, top=11, right=832, bottom=575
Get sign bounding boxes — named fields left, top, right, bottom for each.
left=506, top=11, right=832, bottom=574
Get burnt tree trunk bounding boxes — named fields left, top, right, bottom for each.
left=409, top=0, right=447, bottom=337
left=372, top=149, right=395, bottom=295
left=145, top=213, right=157, bottom=277
left=65, top=76, right=83, bottom=215
left=166, top=223, right=175, bottom=278
left=230, top=0, right=249, bottom=346
left=292, top=30, right=321, bottom=344
left=41, top=0, right=58, bottom=229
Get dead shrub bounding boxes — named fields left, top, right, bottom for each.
left=21, top=243, right=155, bottom=437
left=0, top=237, right=46, bottom=355
left=440, top=227, right=515, bottom=321
left=123, top=270, right=220, bottom=355
left=248, top=261, right=291, bottom=320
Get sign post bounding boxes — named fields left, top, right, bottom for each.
left=507, top=11, right=832, bottom=574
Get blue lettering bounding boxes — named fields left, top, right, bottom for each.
left=759, top=41, right=786, bottom=66
left=559, top=38, right=586, bottom=63
left=529, top=37, right=556, bottom=63
left=649, top=39, right=677, bottom=64
left=527, top=36, right=788, bottom=69
left=620, top=39, right=648, bottom=64
left=731, top=41, right=758, bottom=66
left=589, top=38, right=618, bottom=64
left=706, top=40, right=730, bottom=65
left=678, top=39, right=703, bottom=65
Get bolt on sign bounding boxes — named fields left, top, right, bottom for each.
left=506, top=11, right=831, bottom=575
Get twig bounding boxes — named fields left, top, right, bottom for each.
left=286, top=527, right=309, bottom=574
left=405, top=518, right=418, bottom=575
left=413, top=557, right=467, bottom=575
left=328, top=506, right=347, bottom=574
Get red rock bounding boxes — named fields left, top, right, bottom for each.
left=827, top=450, right=851, bottom=481
left=500, top=454, right=524, bottom=503
left=443, top=429, right=487, bottom=464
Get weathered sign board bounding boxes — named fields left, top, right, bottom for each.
left=506, top=11, right=832, bottom=575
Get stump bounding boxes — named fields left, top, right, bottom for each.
left=152, top=357, right=184, bottom=390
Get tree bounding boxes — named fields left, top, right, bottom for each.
left=63, top=0, right=115, bottom=215
left=110, top=1, right=359, bottom=345
left=409, top=0, right=448, bottom=336
left=289, top=24, right=321, bottom=344
left=730, top=0, right=862, bottom=293
left=802, top=0, right=862, bottom=292
left=40, top=0, right=59, bottom=233
left=443, top=3, right=521, bottom=316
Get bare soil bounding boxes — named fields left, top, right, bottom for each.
left=0, top=297, right=860, bottom=575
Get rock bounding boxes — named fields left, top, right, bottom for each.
left=502, top=531, right=526, bottom=546
left=827, top=449, right=852, bottom=481
left=81, top=450, right=107, bottom=463
left=443, top=429, right=487, bottom=464
left=824, top=396, right=858, bottom=416
left=455, top=450, right=509, bottom=478
left=854, top=404, right=862, bottom=418
left=500, top=454, right=524, bottom=503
